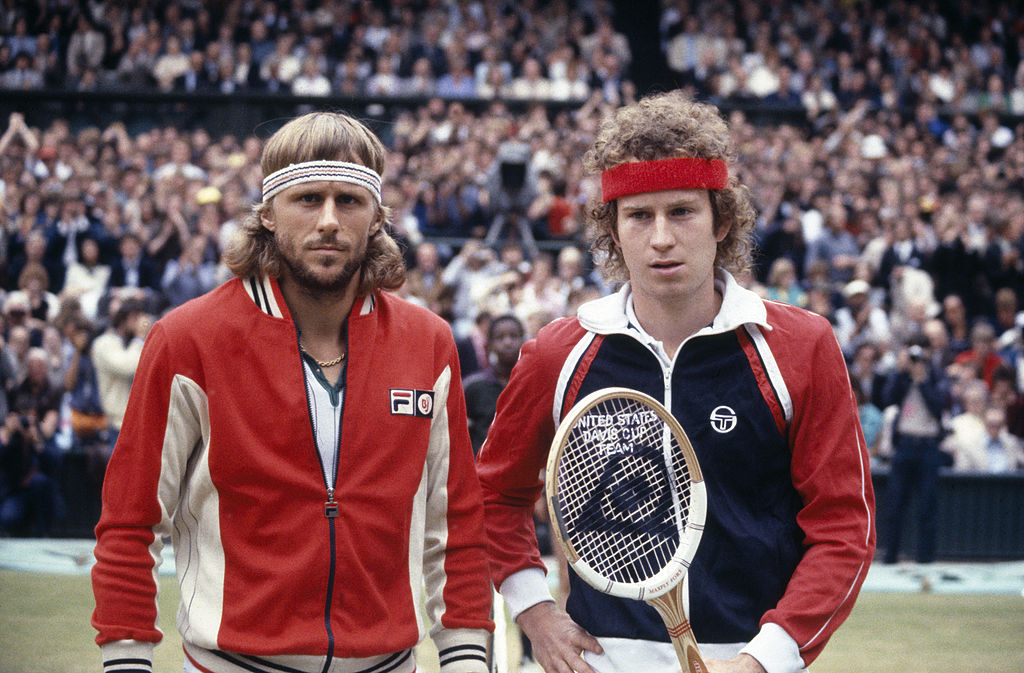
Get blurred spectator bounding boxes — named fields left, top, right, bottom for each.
left=763, top=257, right=807, bottom=308
left=953, top=321, right=1008, bottom=390
left=231, top=42, right=263, bottom=91
left=153, top=138, right=206, bottom=182
left=989, top=364, right=1024, bottom=439
left=65, top=13, right=106, bottom=84
left=159, top=234, right=219, bottom=307
left=876, top=217, right=930, bottom=298
left=834, top=279, right=891, bottom=361
left=940, top=294, right=973, bottom=357
left=878, top=341, right=950, bottom=564
left=441, top=239, right=504, bottom=339
left=942, top=378, right=989, bottom=465
left=756, top=213, right=806, bottom=283
left=555, top=246, right=589, bottom=298
left=115, top=34, right=157, bottom=88
left=507, top=57, right=552, bottom=101
left=247, top=19, right=275, bottom=66
left=579, top=15, right=631, bottom=72
left=333, top=54, right=368, bottom=96
left=2, top=50, right=43, bottom=89
left=854, top=376, right=885, bottom=467
left=474, top=44, right=512, bottom=93
left=921, top=317, right=956, bottom=370
left=463, top=313, right=526, bottom=456
left=436, top=54, right=476, bottom=99
left=1, top=347, right=65, bottom=536
left=976, top=406, right=1024, bottom=472
left=887, top=265, right=940, bottom=348
left=945, top=380, right=1024, bottom=472
left=260, top=31, right=300, bottom=91
left=107, top=232, right=161, bottom=313
left=0, top=112, right=39, bottom=168
left=90, top=299, right=151, bottom=450
left=402, top=56, right=437, bottom=96
left=405, top=241, right=445, bottom=308
left=61, top=234, right=111, bottom=321
left=527, top=171, right=574, bottom=240
left=993, top=288, right=1021, bottom=350
left=291, top=56, right=331, bottom=97
left=365, top=54, right=402, bottom=97
left=62, top=316, right=107, bottom=452
left=402, top=17, right=447, bottom=80
left=590, top=51, right=634, bottom=106
left=804, top=198, right=860, bottom=285
left=17, top=263, right=59, bottom=326
left=152, top=35, right=190, bottom=92
left=177, top=49, right=215, bottom=92
left=4, top=293, right=39, bottom=348
left=5, top=17, right=35, bottom=58
left=516, top=252, right=567, bottom=324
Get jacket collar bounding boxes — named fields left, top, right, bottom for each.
left=576, top=268, right=770, bottom=337
left=242, top=275, right=377, bottom=320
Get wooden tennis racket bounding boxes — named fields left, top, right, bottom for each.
left=545, top=387, right=708, bottom=673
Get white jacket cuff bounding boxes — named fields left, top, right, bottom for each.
left=739, top=623, right=805, bottom=673
left=100, top=640, right=154, bottom=673
left=498, top=567, right=555, bottom=621
left=433, top=627, right=491, bottom=673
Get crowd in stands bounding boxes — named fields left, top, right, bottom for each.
left=1, top=0, right=1024, bottom=539
left=0, top=1, right=1023, bottom=114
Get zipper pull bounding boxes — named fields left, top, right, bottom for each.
left=325, top=488, right=339, bottom=518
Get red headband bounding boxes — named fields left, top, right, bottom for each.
left=600, top=157, right=728, bottom=202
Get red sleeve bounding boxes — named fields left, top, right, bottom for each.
left=91, top=321, right=183, bottom=646
left=761, top=306, right=877, bottom=665
left=475, top=319, right=583, bottom=586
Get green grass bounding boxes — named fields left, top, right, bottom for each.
left=2, top=569, right=1022, bottom=673
left=1, top=569, right=183, bottom=673
left=812, top=592, right=1024, bottom=673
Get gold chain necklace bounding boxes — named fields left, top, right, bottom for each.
left=300, top=343, right=345, bottom=368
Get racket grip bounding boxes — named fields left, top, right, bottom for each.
left=647, top=588, right=708, bottom=673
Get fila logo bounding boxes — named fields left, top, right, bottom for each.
left=390, top=389, right=435, bottom=417
left=709, top=405, right=737, bottom=434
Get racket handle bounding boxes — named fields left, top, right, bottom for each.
left=647, top=586, right=708, bottom=673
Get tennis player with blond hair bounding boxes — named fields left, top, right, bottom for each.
left=92, top=112, right=493, bottom=673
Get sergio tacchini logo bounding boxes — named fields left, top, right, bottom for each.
left=709, top=405, right=737, bottom=433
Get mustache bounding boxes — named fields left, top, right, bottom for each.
left=306, top=238, right=348, bottom=251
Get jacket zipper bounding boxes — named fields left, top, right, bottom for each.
left=298, top=333, right=339, bottom=673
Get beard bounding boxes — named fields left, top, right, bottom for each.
left=275, top=233, right=367, bottom=296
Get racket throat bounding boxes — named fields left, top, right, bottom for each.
left=647, top=587, right=708, bottom=673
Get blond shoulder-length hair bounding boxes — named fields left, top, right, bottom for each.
left=223, top=111, right=405, bottom=293
left=582, top=91, right=756, bottom=282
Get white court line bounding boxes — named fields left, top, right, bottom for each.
left=1, top=539, right=1023, bottom=596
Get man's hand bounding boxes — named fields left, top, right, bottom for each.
left=701, top=654, right=767, bottom=673
left=516, top=601, right=602, bottom=673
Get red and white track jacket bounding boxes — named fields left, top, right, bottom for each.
left=92, top=275, right=493, bottom=673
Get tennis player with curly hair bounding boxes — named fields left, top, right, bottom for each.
left=477, top=91, right=875, bottom=673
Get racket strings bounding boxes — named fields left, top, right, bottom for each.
left=558, top=396, right=694, bottom=584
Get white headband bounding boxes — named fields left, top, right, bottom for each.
left=261, top=160, right=382, bottom=204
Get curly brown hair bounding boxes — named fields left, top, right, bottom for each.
left=582, top=91, right=756, bottom=282
left=223, top=112, right=405, bottom=293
